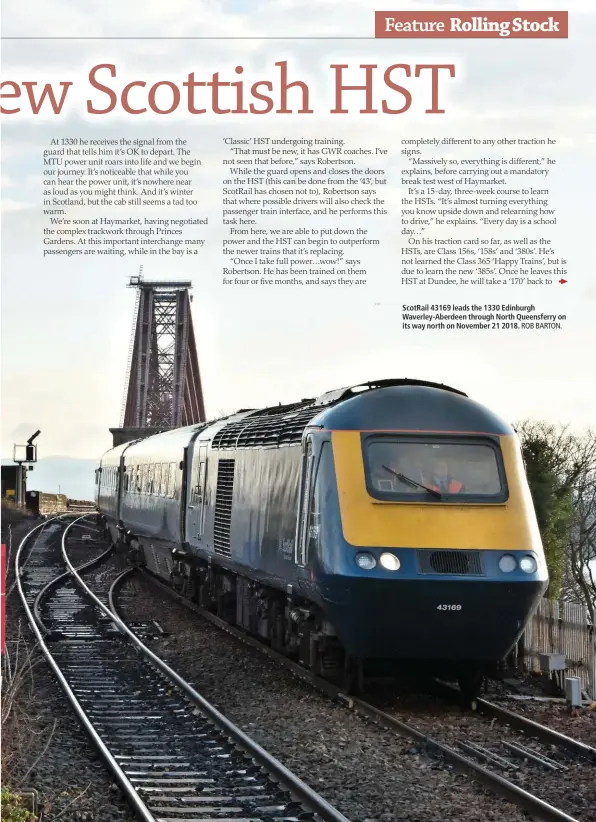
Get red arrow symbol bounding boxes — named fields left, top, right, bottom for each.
left=559, top=278, right=567, bottom=284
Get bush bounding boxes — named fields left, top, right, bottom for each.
left=0, top=500, right=32, bottom=524
left=519, top=430, right=573, bottom=598
left=0, top=788, right=35, bottom=822
left=516, top=421, right=594, bottom=601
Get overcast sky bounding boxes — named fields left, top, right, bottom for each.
left=2, top=0, right=595, bottom=461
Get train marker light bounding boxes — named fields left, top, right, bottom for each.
left=498, top=554, right=517, bottom=573
left=519, top=555, right=537, bottom=574
left=355, top=552, right=376, bottom=570
left=380, top=553, right=401, bottom=571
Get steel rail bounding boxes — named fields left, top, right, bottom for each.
left=133, top=569, right=585, bottom=822
left=430, top=678, right=596, bottom=762
left=60, top=523, right=350, bottom=822
left=15, top=518, right=156, bottom=822
left=475, top=696, right=596, bottom=763
left=32, top=543, right=114, bottom=635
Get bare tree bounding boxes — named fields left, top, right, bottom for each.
left=516, top=422, right=596, bottom=697
left=567, top=449, right=596, bottom=617
left=516, top=421, right=596, bottom=596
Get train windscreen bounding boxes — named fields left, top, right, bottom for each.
left=364, top=437, right=506, bottom=502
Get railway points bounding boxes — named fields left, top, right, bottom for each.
left=9, top=511, right=594, bottom=822
left=122, top=565, right=594, bottom=822
left=16, top=517, right=350, bottom=822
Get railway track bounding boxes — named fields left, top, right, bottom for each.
left=131, top=568, right=595, bottom=822
left=16, top=517, right=349, bottom=822
left=429, top=679, right=595, bottom=761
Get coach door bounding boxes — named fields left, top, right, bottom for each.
left=188, top=443, right=208, bottom=541
left=295, top=437, right=314, bottom=566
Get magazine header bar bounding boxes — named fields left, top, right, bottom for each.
left=375, top=11, right=569, bottom=39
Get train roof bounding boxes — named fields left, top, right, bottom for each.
left=98, top=380, right=512, bottom=462
left=208, top=379, right=512, bottom=449
left=313, top=384, right=512, bottom=436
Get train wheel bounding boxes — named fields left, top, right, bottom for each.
left=342, top=657, right=364, bottom=695
left=269, top=601, right=286, bottom=653
left=458, top=669, right=483, bottom=710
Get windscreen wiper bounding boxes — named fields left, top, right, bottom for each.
left=382, top=465, right=442, bottom=500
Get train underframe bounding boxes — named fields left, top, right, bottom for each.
left=110, top=521, right=487, bottom=698
left=130, top=538, right=363, bottom=688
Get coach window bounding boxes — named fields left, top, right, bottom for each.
left=190, top=458, right=199, bottom=504
left=165, top=463, right=171, bottom=498
left=167, top=462, right=173, bottom=498
left=170, top=462, right=177, bottom=498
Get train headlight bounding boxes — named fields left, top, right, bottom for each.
left=355, top=552, right=376, bottom=570
left=519, top=555, right=537, bottom=574
left=498, top=554, right=517, bottom=573
left=380, top=553, right=401, bottom=571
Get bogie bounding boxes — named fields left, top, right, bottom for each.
left=123, top=536, right=355, bottom=685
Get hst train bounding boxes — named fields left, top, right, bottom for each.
left=96, top=378, right=548, bottom=694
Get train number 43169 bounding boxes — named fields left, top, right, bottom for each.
left=436, top=604, right=462, bottom=611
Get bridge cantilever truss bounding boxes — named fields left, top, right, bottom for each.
left=115, top=270, right=205, bottom=439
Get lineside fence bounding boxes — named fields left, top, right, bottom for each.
left=521, top=597, right=595, bottom=698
